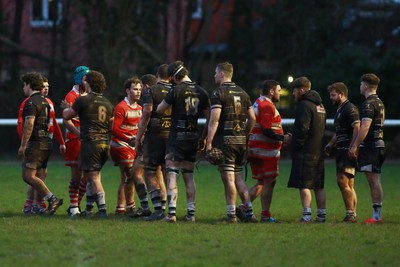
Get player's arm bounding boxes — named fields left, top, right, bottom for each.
left=262, top=128, right=285, bottom=141
left=18, top=116, right=34, bottom=157
left=156, top=100, right=170, bottom=115
left=206, top=108, right=221, bottom=151
left=62, top=119, right=80, bottom=137
left=61, top=100, right=80, bottom=137
left=245, top=106, right=256, bottom=138
left=198, top=108, right=210, bottom=152
left=52, top=115, right=66, bottom=154
left=259, top=104, right=284, bottom=142
left=111, top=108, right=131, bottom=142
left=108, top=117, right=114, bottom=133
left=17, top=101, right=25, bottom=139
left=349, top=121, right=360, bottom=148
left=324, top=134, right=336, bottom=156
left=62, top=107, right=78, bottom=121
left=135, top=104, right=152, bottom=148
left=349, top=119, right=370, bottom=158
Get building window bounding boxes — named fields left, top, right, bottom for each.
left=192, top=0, right=202, bottom=19
left=31, top=0, right=62, bottom=27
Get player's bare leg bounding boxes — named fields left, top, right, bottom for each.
left=365, top=172, right=383, bottom=222
left=260, top=177, right=277, bottom=222
left=182, top=161, right=195, bottom=221
left=338, top=173, right=356, bottom=222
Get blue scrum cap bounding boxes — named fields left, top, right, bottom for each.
left=73, top=66, right=89, bottom=85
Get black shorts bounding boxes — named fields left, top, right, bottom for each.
left=219, top=144, right=246, bottom=167
left=165, top=140, right=198, bottom=163
left=357, top=147, right=385, bottom=174
left=79, top=141, right=109, bottom=171
left=143, top=133, right=168, bottom=167
left=336, top=149, right=357, bottom=178
left=23, top=147, right=52, bottom=170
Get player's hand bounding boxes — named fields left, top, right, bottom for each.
left=283, top=133, right=292, bottom=146
left=324, top=144, right=332, bottom=156
left=18, top=145, right=26, bottom=158
left=59, top=144, right=66, bottom=155
left=197, top=138, right=206, bottom=152
left=134, top=138, right=144, bottom=155
left=60, top=100, right=71, bottom=110
left=348, top=146, right=358, bottom=159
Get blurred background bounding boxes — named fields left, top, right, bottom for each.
left=1, top=0, right=400, bottom=158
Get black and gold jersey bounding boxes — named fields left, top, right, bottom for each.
left=359, top=94, right=385, bottom=149
left=334, top=100, right=360, bottom=150
left=72, top=92, right=114, bottom=142
left=210, top=82, right=252, bottom=145
left=22, top=92, right=52, bottom=149
left=165, top=81, right=210, bottom=141
left=142, top=81, right=172, bottom=136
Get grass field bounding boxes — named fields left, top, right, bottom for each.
left=0, top=160, right=399, bottom=267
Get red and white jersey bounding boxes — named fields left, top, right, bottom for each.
left=17, top=96, right=64, bottom=145
left=248, top=96, right=283, bottom=159
left=64, top=85, right=83, bottom=142
left=111, top=97, right=142, bottom=147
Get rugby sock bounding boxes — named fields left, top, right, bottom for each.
left=115, top=206, right=126, bottom=214
left=44, top=193, right=55, bottom=201
left=126, top=202, right=136, bottom=210
left=161, top=200, right=167, bottom=212
left=96, top=191, right=106, bottom=212
left=78, top=178, right=87, bottom=206
left=68, top=180, right=80, bottom=208
left=372, top=203, right=382, bottom=221
left=167, top=194, right=177, bottom=216
left=244, top=202, right=254, bottom=217
left=140, top=198, right=149, bottom=210
left=167, top=168, right=179, bottom=216
left=136, top=183, right=149, bottom=209
left=85, top=183, right=94, bottom=212
left=187, top=202, right=195, bottom=218
left=150, top=190, right=162, bottom=211
left=302, top=207, right=312, bottom=221
left=346, top=210, right=356, bottom=216
left=227, top=205, right=236, bottom=218
left=261, top=210, right=272, bottom=219
left=23, top=199, right=33, bottom=210
left=317, top=209, right=327, bottom=222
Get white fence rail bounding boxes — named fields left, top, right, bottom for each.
left=1, top=118, right=400, bottom=126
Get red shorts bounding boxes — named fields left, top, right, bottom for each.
left=248, top=157, right=279, bottom=180
left=65, top=139, right=81, bottom=166
left=110, top=145, right=135, bottom=166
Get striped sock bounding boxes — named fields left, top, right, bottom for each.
left=187, top=202, right=195, bottom=217
left=78, top=178, right=87, bottom=206
left=96, top=191, right=106, bottom=212
left=302, top=207, right=312, bottom=221
left=68, top=181, right=79, bottom=208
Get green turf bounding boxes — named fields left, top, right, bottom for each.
left=0, top=160, right=399, bottom=266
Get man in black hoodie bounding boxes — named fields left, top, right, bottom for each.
left=287, top=77, right=327, bottom=222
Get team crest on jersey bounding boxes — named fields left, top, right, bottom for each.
left=187, top=121, right=195, bottom=130
left=233, top=123, right=242, bottom=132
left=162, top=121, right=171, bottom=128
